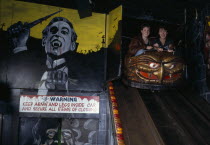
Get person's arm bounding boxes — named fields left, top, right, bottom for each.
left=127, top=37, right=145, bottom=57
left=153, top=43, right=159, bottom=49
left=7, top=21, right=30, bottom=54
left=146, top=45, right=153, bottom=50
left=168, top=40, right=175, bottom=52
left=168, top=44, right=174, bottom=52
left=146, top=38, right=154, bottom=50
left=153, top=43, right=163, bottom=52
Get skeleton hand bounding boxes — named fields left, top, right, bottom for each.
left=45, top=70, right=68, bottom=89
left=7, top=21, right=30, bottom=53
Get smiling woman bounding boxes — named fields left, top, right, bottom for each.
left=127, top=23, right=153, bottom=57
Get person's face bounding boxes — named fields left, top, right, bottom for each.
left=46, top=128, right=57, bottom=139
left=206, top=34, right=210, bottom=41
left=42, top=128, right=58, bottom=145
left=61, top=129, right=75, bottom=145
left=141, top=27, right=150, bottom=38
left=44, top=21, right=72, bottom=56
left=159, top=28, right=168, bottom=39
left=44, top=128, right=75, bottom=145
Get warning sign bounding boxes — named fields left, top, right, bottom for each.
left=19, top=95, right=99, bottom=114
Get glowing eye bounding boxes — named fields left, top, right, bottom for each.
left=168, top=64, right=175, bottom=69
left=164, top=63, right=176, bottom=69
left=149, top=62, right=159, bottom=68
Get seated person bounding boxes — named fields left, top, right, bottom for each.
left=204, top=32, right=210, bottom=71
left=204, top=32, right=210, bottom=60
left=127, top=23, right=153, bottom=57
left=153, top=26, right=174, bottom=52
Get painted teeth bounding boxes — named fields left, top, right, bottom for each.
left=53, top=41, right=61, bottom=47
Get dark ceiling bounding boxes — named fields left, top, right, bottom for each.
left=18, top=0, right=210, bottom=23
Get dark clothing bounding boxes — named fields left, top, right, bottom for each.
left=0, top=36, right=105, bottom=92
left=127, top=35, right=153, bottom=57
left=153, top=38, right=174, bottom=50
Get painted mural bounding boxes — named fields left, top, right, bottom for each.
left=0, top=1, right=121, bottom=144
left=0, top=0, right=122, bottom=93
left=106, top=6, right=122, bottom=80
left=0, top=1, right=105, bottom=92
left=19, top=118, right=99, bottom=145
left=0, top=0, right=106, bottom=54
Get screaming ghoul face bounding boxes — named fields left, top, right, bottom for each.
left=42, top=17, right=77, bottom=56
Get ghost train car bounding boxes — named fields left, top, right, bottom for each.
left=123, top=50, right=185, bottom=90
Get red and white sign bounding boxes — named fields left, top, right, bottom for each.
left=19, top=95, right=99, bottom=114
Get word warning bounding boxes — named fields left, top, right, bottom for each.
left=19, top=95, right=99, bottom=114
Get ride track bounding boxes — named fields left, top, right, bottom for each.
left=111, top=81, right=210, bottom=145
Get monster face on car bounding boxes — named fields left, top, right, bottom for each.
left=125, top=51, right=184, bottom=84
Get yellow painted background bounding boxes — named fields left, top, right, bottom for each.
left=106, top=6, right=122, bottom=47
left=0, top=0, right=107, bottom=54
